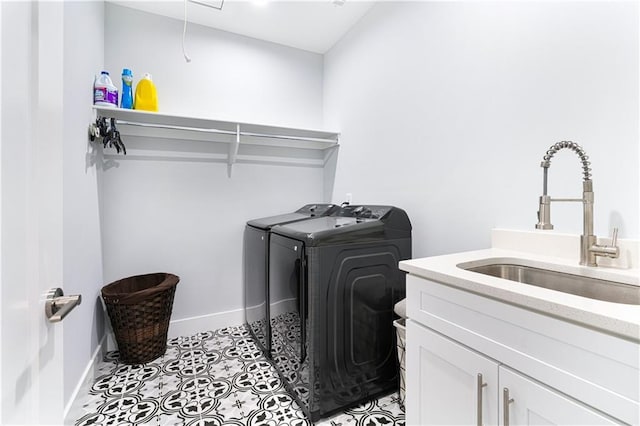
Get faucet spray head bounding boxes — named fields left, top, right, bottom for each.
left=536, top=195, right=553, bottom=229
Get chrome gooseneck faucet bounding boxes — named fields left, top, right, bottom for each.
left=535, top=141, right=619, bottom=266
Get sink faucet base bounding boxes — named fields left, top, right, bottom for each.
left=581, top=235, right=598, bottom=267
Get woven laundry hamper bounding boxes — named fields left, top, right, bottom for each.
left=102, top=273, right=179, bottom=365
left=393, top=298, right=407, bottom=410
left=393, top=318, right=406, bottom=410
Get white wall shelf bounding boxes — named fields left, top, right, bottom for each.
left=93, top=106, right=340, bottom=175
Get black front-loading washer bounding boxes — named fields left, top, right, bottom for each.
left=244, top=204, right=337, bottom=356
left=268, top=205, right=412, bottom=422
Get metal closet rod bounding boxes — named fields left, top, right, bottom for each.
left=117, top=120, right=337, bottom=144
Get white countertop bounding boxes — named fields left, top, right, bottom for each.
left=399, top=230, right=640, bottom=341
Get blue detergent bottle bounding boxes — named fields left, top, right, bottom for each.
left=121, top=68, right=133, bottom=109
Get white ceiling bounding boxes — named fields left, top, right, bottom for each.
left=109, top=0, right=376, bottom=53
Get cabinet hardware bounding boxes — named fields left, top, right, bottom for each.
left=477, top=373, right=488, bottom=426
left=503, top=387, right=514, bottom=426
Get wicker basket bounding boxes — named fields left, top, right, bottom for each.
left=394, top=318, right=406, bottom=411
left=102, top=273, right=179, bottom=365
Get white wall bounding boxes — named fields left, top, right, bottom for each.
left=105, top=4, right=323, bottom=127
left=324, top=1, right=639, bottom=258
left=62, top=1, right=105, bottom=411
left=101, top=4, right=326, bottom=327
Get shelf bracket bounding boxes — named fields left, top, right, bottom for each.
left=227, top=123, right=240, bottom=177
left=323, top=143, right=340, bottom=166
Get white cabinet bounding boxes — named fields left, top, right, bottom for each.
left=406, top=321, right=498, bottom=426
left=407, top=320, right=622, bottom=426
left=499, top=367, right=619, bottom=426
left=405, top=274, right=638, bottom=425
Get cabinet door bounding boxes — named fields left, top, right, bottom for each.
left=499, top=367, right=620, bottom=426
left=406, top=320, right=499, bottom=426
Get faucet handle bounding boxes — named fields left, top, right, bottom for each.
left=591, top=227, right=620, bottom=260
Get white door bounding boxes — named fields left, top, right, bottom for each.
left=406, top=320, right=500, bottom=426
left=1, top=1, right=66, bottom=424
left=499, top=367, right=620, bottom=426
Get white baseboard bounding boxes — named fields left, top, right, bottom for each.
left=270, top=298, right=297, bottom=318
left=167, top=308, right=245, bottom=338
left=63, top=335, right=107, bottom=425
left=245, top=302, right=265, bottom=320
left=245, top=298, right=297, bottom=321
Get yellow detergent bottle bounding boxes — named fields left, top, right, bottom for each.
left=134, top=73, right=158, bottom=112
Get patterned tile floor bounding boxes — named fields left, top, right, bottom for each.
left=75, top=325, right=405, bottom=425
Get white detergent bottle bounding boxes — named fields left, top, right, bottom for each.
left=94, top=71, right=119, bottom=108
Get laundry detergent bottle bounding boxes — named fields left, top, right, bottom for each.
left=134, top=73, right=158, bottom=112
left=121, top=68, right=133, bottom=109
left=94, top=71, right=118, bottom=108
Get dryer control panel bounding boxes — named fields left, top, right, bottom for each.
left=331, top=205, right=394, bottom=220
left=295, top=203, right=338, bottom=217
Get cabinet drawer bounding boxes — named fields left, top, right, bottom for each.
left=407, top=275, right=639, bottom=425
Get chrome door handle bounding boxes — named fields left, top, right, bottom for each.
left=503, top=387, right=514, bottom=426
left=477, top=373, right=487, bottom=426
left=45, top=288, right=81, bottom=323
